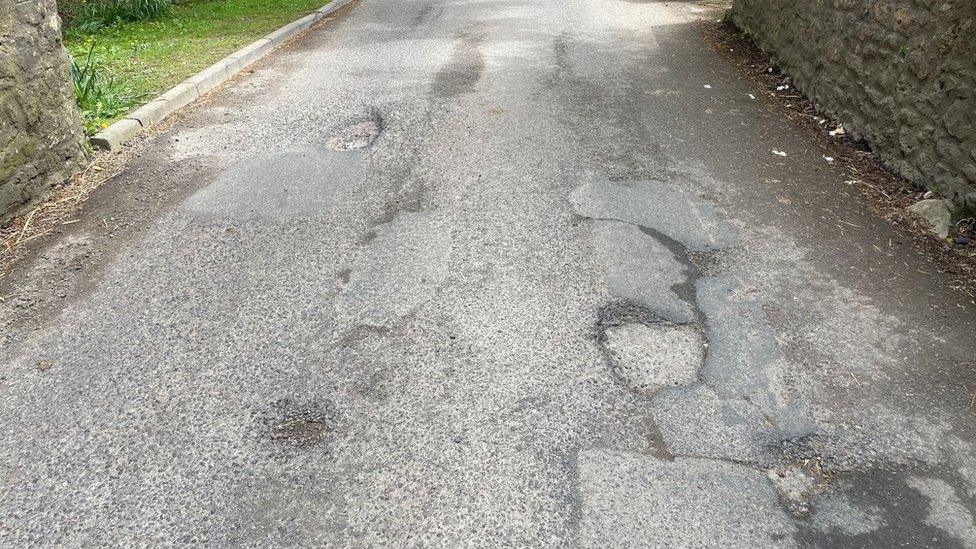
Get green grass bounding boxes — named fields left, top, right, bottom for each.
left=64, top=0, right=327, bottom=133
left=72, top=0, right=173, bottom=33
left=69, top=42, right=138, bottom=134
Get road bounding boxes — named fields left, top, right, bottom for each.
left=2, top=0, right=976, bottom=546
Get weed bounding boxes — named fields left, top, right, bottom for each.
left=70, top=42, right=100, bottom=105
left=69, top=43, right=135, bottom=134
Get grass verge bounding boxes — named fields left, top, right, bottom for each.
left=64, top=0, right=327, bottom=134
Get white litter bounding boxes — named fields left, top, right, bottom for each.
left=823, top=155, right=834, bottom=163
left=772, top=150, right=788, bottom=157
left=829, top=125, right=846, bottom=137
left=704, top=84, right=712, bottom=89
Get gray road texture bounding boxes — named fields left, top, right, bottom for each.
left=2, top=0, right=976, bottom=546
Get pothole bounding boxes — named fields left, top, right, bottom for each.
left=263, top=398, right=337, bottom=448
left=767, top=463, right=829, bottom=517
left=327, top=113, right=383, bottom=151
left=603, top=322, right=704, bottom=397
left=272, top=415, right=327, bottom=446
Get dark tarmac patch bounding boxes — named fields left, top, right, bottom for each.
left=410, top=3, right=443, bottom=28
left=431, top=28, right=485, bottom=98
left=642, top=415, right=676, bottom=461
left=636, top=224, right=705, bottom=318
left=569, top=179, right=738, bottom=252
left=799, top=467, right=973, bottom=548
left=182, top=149, right=363, bottom=219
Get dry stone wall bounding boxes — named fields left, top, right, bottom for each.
left=1, top=0, right=86, bottom=222
left=730, top=0, right=976, bottom=209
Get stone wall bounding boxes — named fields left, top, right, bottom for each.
left=729, top=0, right=976, bottom=208
left=1, top=0, right=87, bottom=223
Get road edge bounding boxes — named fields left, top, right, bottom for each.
left=90, top=0, right=356, bottom=151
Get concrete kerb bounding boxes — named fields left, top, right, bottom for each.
left=187, top=61, right=232, bottom=96
left=90, top=0, right=355, bottom=151
left=225, top=38, right=275, bottom=74
left=89, top=119, right=141, bottom=150
left=159, top=82, right=200, bottom=111
left=126, top=99, right=170, bottom=127
left=265, top=13, right=320, bottom=47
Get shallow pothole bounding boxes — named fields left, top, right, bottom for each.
left=767, top=463, right=828, bottom=517
left=271, top=416, right=328, bottom=446
left=327, top=113, right=383, bottom=151
left=264, top=397, right=337, bottom=448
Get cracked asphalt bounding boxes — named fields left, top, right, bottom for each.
left=2, top=0, right=976, bottom=546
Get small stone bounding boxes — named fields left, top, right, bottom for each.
left=35, top=360, right=53, bottom=372
left=907, top=199, right=952, bottom=239
left=955, top=236, right=970, bottom=246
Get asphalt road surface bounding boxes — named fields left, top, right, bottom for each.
left=2, top=0, right=976, bottom=546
